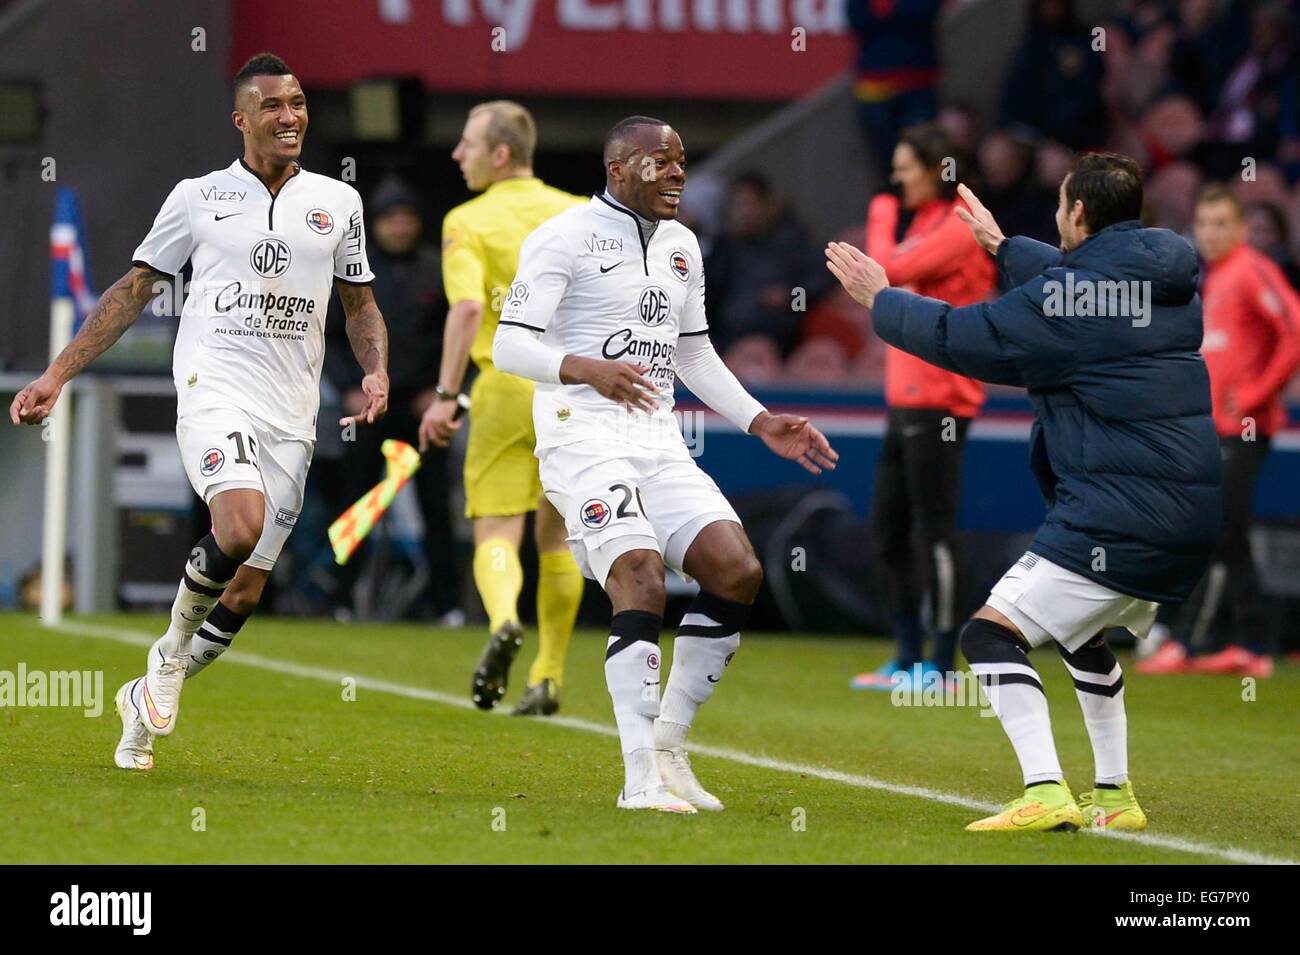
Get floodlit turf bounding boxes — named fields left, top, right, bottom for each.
left=1, top=611, right=1296, bottom=864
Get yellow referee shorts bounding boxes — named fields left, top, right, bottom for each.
left=463, top=365, right=542, bottom=518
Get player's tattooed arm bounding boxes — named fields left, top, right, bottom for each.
left=9, top=265, right=163, bottom=425
left=336, top=282, right=390, bottom=426
left=54, top=266, right=163, bottom=382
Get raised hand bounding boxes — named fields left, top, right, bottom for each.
left=825, top=241, right=890, bottom=310
left=954, top=183, right=1006, bottom=256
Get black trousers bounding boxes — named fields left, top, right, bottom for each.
left=869, top=408, right=971, bottom=661
left=336, top=391, right=460, bottom=616
left=1160, top=435, right=1270, bottom=653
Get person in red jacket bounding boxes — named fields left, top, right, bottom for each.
left=1140, top=185, right=1300, bottom=679
left=851, top=124, right=996, bottom=691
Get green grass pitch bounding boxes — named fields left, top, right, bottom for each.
left=1, top=611, right=1296, bottom=864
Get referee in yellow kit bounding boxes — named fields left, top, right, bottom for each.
left=419, top=101, right=585, bottom=715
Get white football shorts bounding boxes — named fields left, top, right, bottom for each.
left=538, top=438, right=740, bottom=587
left=987, top=551, right=1159, bottom=653
left=176, top=403, right=313, bottom=571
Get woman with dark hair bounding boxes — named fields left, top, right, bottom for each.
left=852, top=123, right=996, bottom=691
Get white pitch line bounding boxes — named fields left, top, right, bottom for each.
left=49, top=619, right=1295, bottom=866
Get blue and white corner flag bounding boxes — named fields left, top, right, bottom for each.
left=50, top=186, right=97, bottom=331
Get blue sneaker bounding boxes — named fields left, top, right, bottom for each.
left=851, top=661, right=944, bottom=692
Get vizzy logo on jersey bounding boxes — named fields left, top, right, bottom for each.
left=200, top=187, right=246, bottom=202
left=306, top=208, right=334, bottom=234
left=250, top=238, right=292, bottom=278
left=581, top=499, right=611, bottom=528
left=585, top=234, right=624, bottom=253
left=638, top=286, right=670, bottom=327
left=668, top=249, right=690, bottom=282
left=199, top=448, right=225, bottom=477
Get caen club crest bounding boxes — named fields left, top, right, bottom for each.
left=200, top=448, right=225, bottom=477
left=306, top=208, right=334, bottom=235
left=668, top=248, right=690, bottom=282
left=581, top=499, right=611, bottom=528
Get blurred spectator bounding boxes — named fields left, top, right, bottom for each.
left=936, top=101, right=982, bottom=156
left=848, top=0, right=941, bottom=179
left=976, top=129, right=1057, bottom=242
left=705, top=173, right=831, bottom=356
left=1203, top=1, right=1299, bottom=180
left=785, top=336, right=851, bottom=383
left=323, top=175, right=460, bottom=620
left=999, top=0, right=1106, bottom=149
left=1244, top=200, right=1300, bottom=289
left=1145, top=160, right=1204, bottom=234
left=721, top=334, right=783, bottom=384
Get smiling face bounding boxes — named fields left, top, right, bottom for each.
left=233, top=74, right=307, bottom=166
left=607, top=125, right=686, bottom=220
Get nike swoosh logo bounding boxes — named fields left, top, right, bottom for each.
left=706, top=674, right=720, bottom=683
left=214, top=213, right=243, bottom=221
left=599, top=262, right=623, bottom=274
left=1101, top=809, right=1128, bottom=826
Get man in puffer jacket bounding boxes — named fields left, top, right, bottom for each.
left=826, top=153, right=1221, bottom=834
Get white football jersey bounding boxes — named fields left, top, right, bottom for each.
left=132, top=159, right=373, bottom=440
left=501, top=194, right=708, bottom=450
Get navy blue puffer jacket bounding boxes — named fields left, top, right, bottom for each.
left=872, top=221, right=1222, bottom=603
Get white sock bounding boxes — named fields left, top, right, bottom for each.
left=972, top=665, right=1063, bottom=784
left=604, top=611, right=663, bottom=793
left=1059, top=637, right=1129, bottom=785
left=171, top=533, right=240, bottom=637
left=658, top=592, right=747, bottom=746
left=187, top=603, right=248, bottom=678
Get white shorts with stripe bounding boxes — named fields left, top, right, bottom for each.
left=987, top=551, right=1158, bottom=653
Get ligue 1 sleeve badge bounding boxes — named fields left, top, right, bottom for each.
left=306, top=208, right=334, bottom=235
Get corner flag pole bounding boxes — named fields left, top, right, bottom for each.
left=43, top=187, right=97, bottom=625
left=39, top=297, right=74, bottom=624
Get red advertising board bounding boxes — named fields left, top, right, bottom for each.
left=231, top=0, right=854, bottom=100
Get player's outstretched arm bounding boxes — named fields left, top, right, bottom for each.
left=336, top=282, right=389, bottom=427
left=673, top=333, right=837, bottom=474
left=749, top=411, right=839, bottom=475
left=9, top=265, right=162, bottom=426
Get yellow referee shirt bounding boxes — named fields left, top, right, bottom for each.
left=442, top=177, right=585, bottom=369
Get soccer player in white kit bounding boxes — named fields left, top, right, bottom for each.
left=493, top=117, right=839, bottom=812
left=9, top=54, right=389, bottom=770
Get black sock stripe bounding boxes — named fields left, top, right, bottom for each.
left=191, top=532, right=242, bottom=584
left=1057, top=640, right=1118, bottom=675
left=676, top=622, right=735, bottom=639
left=605, top=635, right=641, bottom=660
left=609, top=610, right=662, bottom=643
left=182, top=571, right=224, bottom=599
left=205, top=602, right=248, bottom=635
left=688, top=590, right=751, bottom=632
left=977, top=671, right=1044, bottom=693
left=197, top=626, right=234, bottom=647
left=1070, top=675, right=1125, bottom=697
